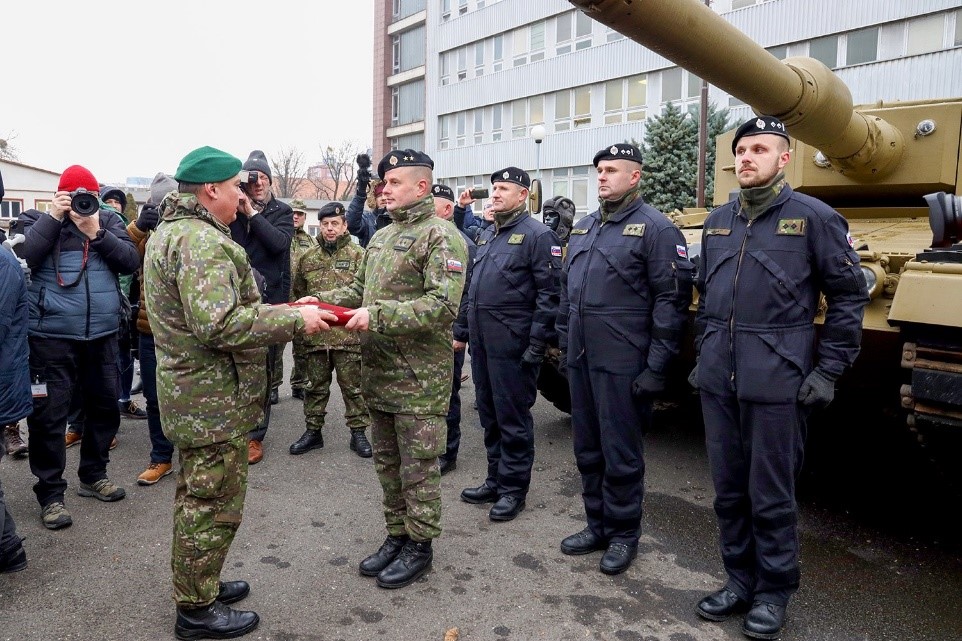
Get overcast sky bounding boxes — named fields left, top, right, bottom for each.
left=3, top=0, right=374, bottom=185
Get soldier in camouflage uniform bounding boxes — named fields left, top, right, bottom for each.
left=288, top=200, right=317, bottom=400
left=143, top=146, right=332, bottom=640
left=305, top=149, right=468, bottom=590
left=289, top=202, right=372, bottom=458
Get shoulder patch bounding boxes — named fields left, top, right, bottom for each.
left=508, top=233, right=525, bottom=245
left=622, top=223, right=646, bottom=237
left=776, top=218, right=806, bottom=236
left=550, top=245, right=563, bottom=257
left=477, top=238, right=487, bottom=246
left=446, top=258, right=463, bottom=273
left=570, top=228, right=588, bottom=235
left=393, top=235, right=416, bottom=251
left=706, top=228, right=731, bottom=236
left=676, top=244, right=688, bottom=259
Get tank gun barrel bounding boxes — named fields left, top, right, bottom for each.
left=570, top=0, right=904, bottom=180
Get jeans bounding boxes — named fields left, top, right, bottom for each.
left=139, top=334, right=173, bottom=464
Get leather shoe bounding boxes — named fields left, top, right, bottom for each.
left=217, top=580, right=250, bottom=605
left=599, top=541, right=638, bottom=575
left=438, top=457, right=457, bottom=476
left=289, top=430, right=324, bottom=455
left=376, top=539, right=432, bottom=589
left=743, top=601, right=786, bottom=640
left=349, top=431, right=373, bottom=458
left=247, top=440, right=263, bottom=465
left=291, top=387, right=305, bottom=400
left=489, top=495, right=525, bottom=522
left=560, top=527, right=607, bottom=555
left=359, top=534, right=409, bottom=577
left=696, top=587, right=750, bottom=621
left=270, top=388, right=279, bottom=405
left=175, top=601, right=259, bottom=640
left=460, top=484, right=497, bottom=504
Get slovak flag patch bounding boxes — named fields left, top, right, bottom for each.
left=846, top=233, right=855, bottom=248
left=676, top=244, right=688, bottom=259
left=551, top=245, right=563, bottom=257
left=446, top=258, right=463, bottom=273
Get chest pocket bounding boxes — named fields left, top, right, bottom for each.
left=489, top=249, right=531, bottom=295
left=595, top=242, right=649, bottom=300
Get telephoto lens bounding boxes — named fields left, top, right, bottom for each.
left=70, top=189, right=100, bottom=217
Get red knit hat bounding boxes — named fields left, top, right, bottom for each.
left=58, top=165, right=99, bottom=192
left=373, top=182, right=385, bottom=196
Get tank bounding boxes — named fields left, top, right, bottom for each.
left=564, top=0, right=962, bottom=473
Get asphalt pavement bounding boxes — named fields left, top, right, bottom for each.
left=1, top=348, right=960, bottom=641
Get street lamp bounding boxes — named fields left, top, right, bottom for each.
left=530, top=124, right=546, bottom=183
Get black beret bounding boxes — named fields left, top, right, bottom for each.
left=490, top=166, right=530, bottom=189
left=377, top=149, right=434, bottom=179
left=731, top=116, right=790, bottom=154
left=317, top=202, right=346, bottom=220
left=592, top=143, right=643, bottom=167
left=431, top=184, right=455, bottom=202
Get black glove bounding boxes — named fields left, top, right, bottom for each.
left=135, top=205, right=159, bottom=232
left=797, top=370, right=835, bottom=408
left=631, top=369, right=666, bottom=399
left=687, top=362, right=699, bottom=390
left=356, top=154, right=372, bottom=184
left=357, top=167, right=372, bottom=184
left=521, top=340, right=546, bottom=366
left=558, top=350, right=568, bottom=379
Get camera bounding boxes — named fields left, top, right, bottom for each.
left=70, top=189, right=100, bottom=217
left=240, top=171, right=258, bottom=187
left=469, top=187, right=489, bottom=199
left=356, top=153, right=372, bottom=183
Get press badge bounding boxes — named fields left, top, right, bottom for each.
left=32, top=377, right=47, bottom=398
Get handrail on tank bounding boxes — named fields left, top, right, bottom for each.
left=570, top=0, right=905, bottom=180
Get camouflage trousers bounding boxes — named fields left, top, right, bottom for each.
left=290, top=340, right=309, bottom=389
left=371, top=409, right=445, bottom=542
left=171, top=436, right=248, bottom=607
left=270, top=342, right=285, bottom=390
left=303, top=349, right=370, bottom=433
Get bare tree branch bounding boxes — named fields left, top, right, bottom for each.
left=0, top=132, right=19, bottom=161
left=306, top=140, right=363, bottom=201
left=269, top=147, right=305, bottom=199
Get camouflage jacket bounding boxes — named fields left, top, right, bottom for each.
left=144, top=193, right=305, bottom=449
left=290, top=228, right=317, bottom=279
left=320, top=194, right=468, bottom=415
left=292, top=233, right=364, bottom=351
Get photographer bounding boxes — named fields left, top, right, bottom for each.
left=19, top=164, right=140, bottom=529
left=229, top=150, right=295, bottom=464
left=346, top=153, right=390, bottom=247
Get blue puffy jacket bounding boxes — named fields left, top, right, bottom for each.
left=0, top=248, right=33, bottom=424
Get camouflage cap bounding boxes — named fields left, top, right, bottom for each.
left=174, top=146, right=242, bottom=184
left=290, top=199, right=308, bottom=214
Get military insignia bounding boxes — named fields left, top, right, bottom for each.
left=446, top=258, right=463, bottom=273
left=433, top=186, right=440, bottom=194
left=477, top=238, right=487, bottom=246
left=846, top=232, right=855, bottom=248
left=570, top=228, right=588, bottom=235
left=393, top=235, right=416, bottom=250
left=676, top=244, right=688, bottom=258
left=622, top=223, right=646, bottom=237
left=706, top=228, right=731, bottom=236
left=755, top=118, right=766, bottom=129
left=335, top=260, right=351, bottom=269
left=609, top=145, right=619, bottom=155
left=508, top=233, right=525, bottom=244
left=503, top=171, right=510, bottom=179
left=776, top=218, right=806, bottom=235
left=389, top=155, right=398, bottom=166
left=550, top=245, right=562, bottom=257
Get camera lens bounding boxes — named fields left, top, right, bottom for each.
left=71, top=192, right=99, bottom=217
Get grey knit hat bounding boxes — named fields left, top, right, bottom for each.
left=242, top=150, right=272, bottom=184
left=149, top=172, right=178, bottom=206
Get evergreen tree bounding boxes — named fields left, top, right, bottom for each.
left=639, top=102, right=697, bottom=212
left=703, top=103, right=731, bottom=205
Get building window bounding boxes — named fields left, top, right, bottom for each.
left=392, top=35, right=401, bottom=74
left=606, top=26, right=624, bottom=43
left=604, top=74, right=647, bottom=124
left=809, top=35, right=839, bottom=68
left=396, top=26, right=426, bottom=73
left=550, top=167, right=590, bottom=213
left=529, top=95, right=544, bottom=128
left=440, top=51, right=451, bottom=85
left=554, top=86, right=592, bottom=130
left=555, top=10, right=593, bottom=55
left=474, top=110, right=484, bottom=144
left=391, top=132, right=425, bottom=152
left=492, top=104, right=503, bottom=141
left=512, top=26, right=529, bottom=67
left=33, top=200, right=53, bottom=213
left=475, top=41, right=484, bottom=76
left=456, top=112, right=467, bottom=146
left=846, top=26, right=878, bottom=65
left=906, top=13, right=943, bottom=56
left=439, top=114, right=452, bottom=149
left=458, top=0, right=467, bottom=15
left=441, top=0, right=450, bottom=20
left=956, top=9, right=962, bottom=46
left=493, top=34, right=504, bottom=72
left=766, top=45, right=787, bottom=60
left=457, top=46, right=467, bottom=81
left=512, top=99, right=526, bottom=138
left=661, top=67, right=683, bottom=103
left=396, top=80, right=425, bottom=126
left=391, top=86, right=400, bottom=126
left=575, top=11, right=593, bottom=49
left=732, top=0, right=758, bottom=8
left=530, top=21, right=545, bottom=62
left=1, top=200, right=23, bottom=219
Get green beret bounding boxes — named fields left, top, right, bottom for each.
left=174, top=146, right=242, bottom=184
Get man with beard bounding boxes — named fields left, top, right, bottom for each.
left=691, top=117, right=868, bottom=639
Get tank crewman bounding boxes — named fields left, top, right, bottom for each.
left=143, top=146, right=332, bottom=640
left=691, top=117, right=868, bottom=639
left=288, top=199, right=318, bottom=400
left=307, top=149, right=468, bottom=589
left=542, top=196, right=576, bottom=254
left=461, top=167, right=562, bottom=522
left=289, top=202, right=372, bottom=458
left=557, top=143, right=694, bottom=575
left=431, top=184, right=477, bottom=476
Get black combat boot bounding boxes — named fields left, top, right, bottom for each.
left=742, top=601, right=786, bottom=640
left=349, top=430, right=373, bottom=458
left=174, top=601, right=259, bottom=640
left=359, top=534, right=409, bottom=576
left=375, top=539, right=433, bottom=589
left=0, top=538, right=27, bottom=574
left=217, top=580, right=250, bottom=605
left=289, top=430, right=324, bottom=455
left=696, top=587, right=750, bottom=621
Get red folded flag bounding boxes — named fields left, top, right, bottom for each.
left=282, top=301, right=354, bottom=326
